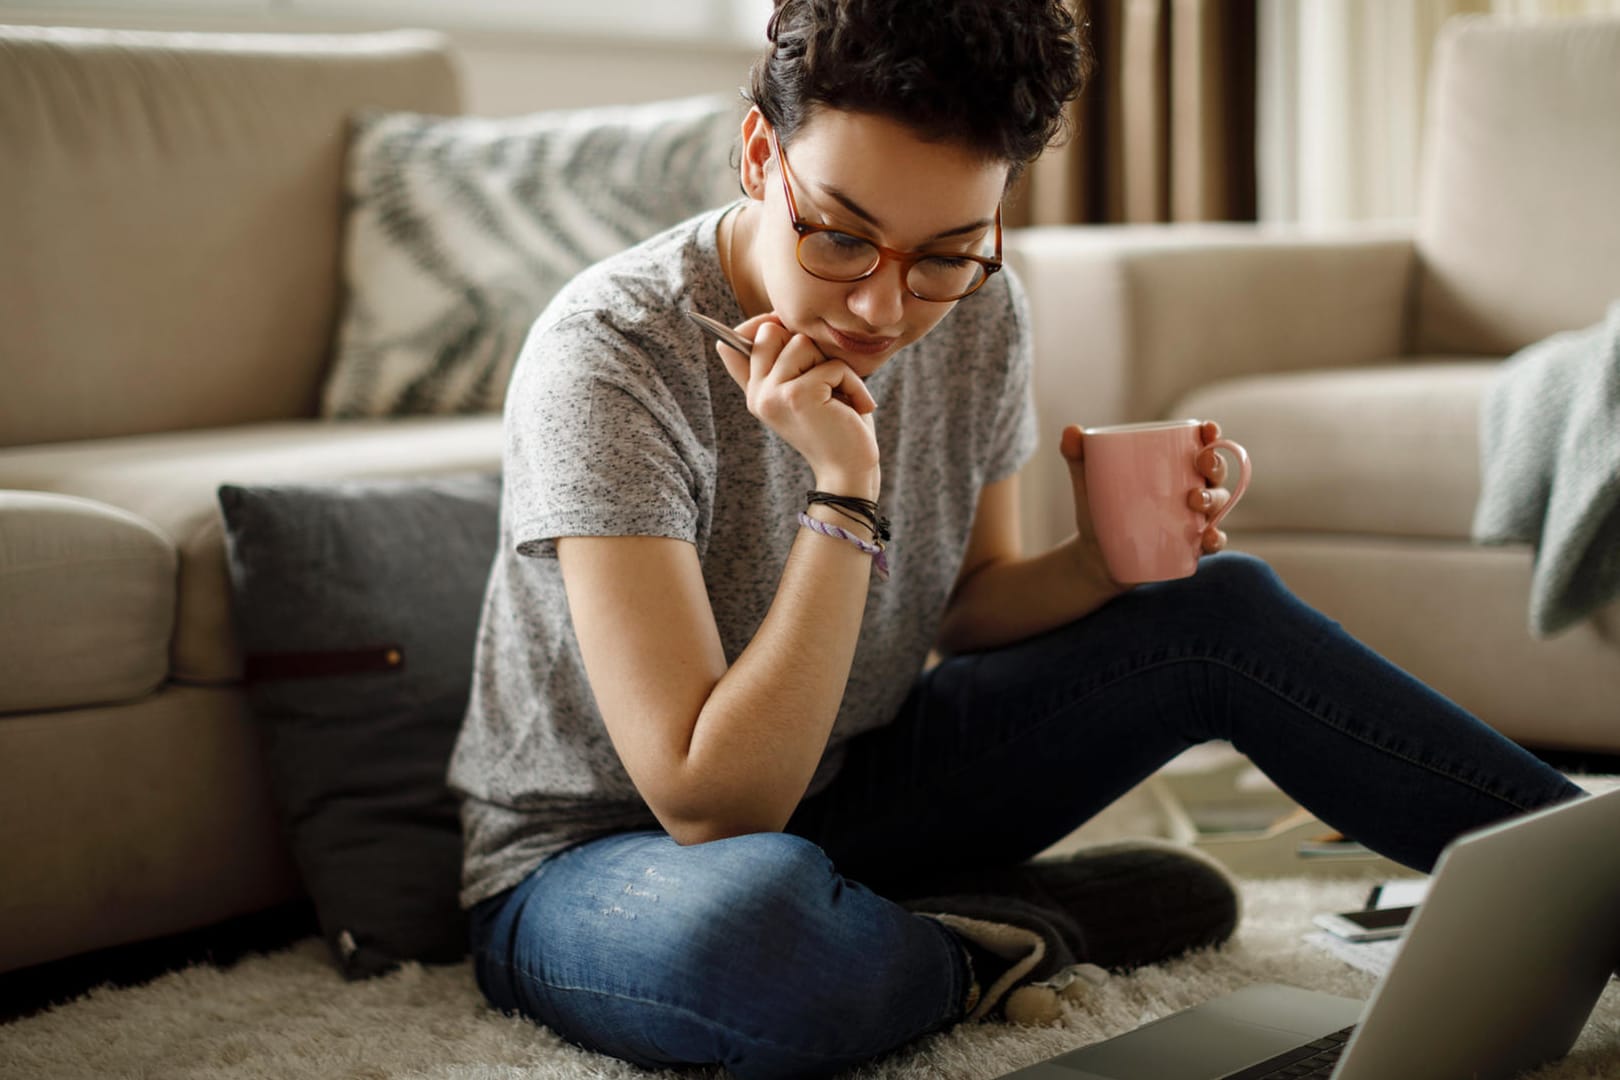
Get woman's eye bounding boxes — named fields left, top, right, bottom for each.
left=824, top=230, right=870, bottom=251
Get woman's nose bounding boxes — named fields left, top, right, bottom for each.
left=846, top=260, right=907, bottom=328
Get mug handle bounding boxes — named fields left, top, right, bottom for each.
left=1204, top=438, right=1252, bottom=531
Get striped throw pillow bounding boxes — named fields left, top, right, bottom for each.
left=322, top=94, right=741, bottom=418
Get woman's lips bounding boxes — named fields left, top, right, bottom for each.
left=824, top=322, right=898, bottom=356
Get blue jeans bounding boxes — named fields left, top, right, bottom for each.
left=470, top=553, right=1582, bottom=1078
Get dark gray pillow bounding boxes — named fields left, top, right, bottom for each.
left=218, top=472, right=499, bottom=979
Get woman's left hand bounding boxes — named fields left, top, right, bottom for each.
left=1192, top=420, right=1232, bottom=554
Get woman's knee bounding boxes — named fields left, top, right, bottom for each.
left=675, top=834, right=958, bottom=1057
left=1187, top=551, right=1283, bottom=598
left=670, top=832, right=841, bottom=946
left=1161, top=551, right=1309, bottom=629
left=571, top=832, right=852, bottom=981
left=551, top=832, right=955, bottom=1070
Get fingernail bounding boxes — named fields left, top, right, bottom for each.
left=1200, top=490, right=1213, bottom=509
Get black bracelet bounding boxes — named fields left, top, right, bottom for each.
left=805, top=490, right=891, bottom=543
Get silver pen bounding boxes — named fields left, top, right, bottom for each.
left=686, top=309, right=754, bottom=356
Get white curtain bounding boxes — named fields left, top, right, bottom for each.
left=1258, top=0, right=1620, bottom=226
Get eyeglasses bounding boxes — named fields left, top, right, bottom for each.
left=770, top=127, right=1002, bottom=303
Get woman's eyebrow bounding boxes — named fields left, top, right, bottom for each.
left=817, top=182, right=993, bottom=242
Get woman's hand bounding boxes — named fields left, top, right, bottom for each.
left=714, top=313, right=881, bottom=498
left=1192, top=420, right=1232, bottom=554
left=1058, top=419, right=1233, bottom=573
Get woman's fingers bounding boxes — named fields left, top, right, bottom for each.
left=748, top=320, right=790, bottom=386
left=733, top=317, right=871, bottom=414
left=1188, top=486, right=1231, bottom=515
left=1193, top=424, right=1230, bottom=553
left=1059, top=423, right=1085, bottom=464
left=766, top=330, right=833, bottom=386
left=712, top=313, right=775, bottom=391
left=785, top=356, right=873, bottom=413
left=714, top=340, right=750, bottom=392
left=822, top=360, right=876, bottom=414
left=1197, top=420, right=1226, bottom=485
left=717, top=315, right=830, bottom=393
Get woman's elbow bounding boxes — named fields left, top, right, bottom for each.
left=653, top=794, right=790, bottom=847
left=666, top=820, right=748, bottom=846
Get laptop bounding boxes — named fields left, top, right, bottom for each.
left=1001, top=784, right=1620, bottom=1080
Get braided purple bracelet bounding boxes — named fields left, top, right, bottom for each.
left=797, top=511, right=890, bottom=581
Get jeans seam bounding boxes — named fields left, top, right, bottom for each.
left=1217, top=659, right=1551, bottom=813
left=1158, top=652, right=1548, bottom=814
left=951, top=651, right=1545, bottom=816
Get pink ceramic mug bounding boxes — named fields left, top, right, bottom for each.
left=1081, top=419, right=1252, bottom=584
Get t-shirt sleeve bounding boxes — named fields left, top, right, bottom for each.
left=980, top=270, right=1040, bottom=486
left=502, top=310, right=701, bottom=558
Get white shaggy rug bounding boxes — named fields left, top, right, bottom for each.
left=3, top=877, right=1618, bottom=1080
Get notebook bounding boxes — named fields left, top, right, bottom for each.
left=1000, top=785, right=1620, bottom=1080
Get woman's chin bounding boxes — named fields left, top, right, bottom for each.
left=831, top=351, right=891, bottom=380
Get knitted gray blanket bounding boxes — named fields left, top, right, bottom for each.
left=1471, top=301, right=1620, bottom=638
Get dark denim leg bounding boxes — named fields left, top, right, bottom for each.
left=791, top=553, right=1583, bottom=884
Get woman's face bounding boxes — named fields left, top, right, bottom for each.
left=738, top=107, right=1010, bottom=377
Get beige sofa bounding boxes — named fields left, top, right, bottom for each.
left=0, top=26, right=503, bottom=976
left=1, top=16, right=1616, bottom=978
left=1011, top=14, right=1620, bottom=759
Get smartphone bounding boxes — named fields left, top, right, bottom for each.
left=1312, top=904, right=1417, bottom=942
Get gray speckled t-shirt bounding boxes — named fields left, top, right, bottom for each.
left=448, top=203, right=1037, bottom=908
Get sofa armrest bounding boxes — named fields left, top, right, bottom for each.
left=1005, top=223, right=1418, bottom=425
left=0, top=490, right=176, bottom=713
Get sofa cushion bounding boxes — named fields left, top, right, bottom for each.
left=0, top=491, right=175, bottom=713
left=0, top=26, right=461, bottom=448
left=0, top=416, right=502, bottom=687
left=1238, top=533, right=1620, bottom=753
left=1415, top=16, right=1620, bottom=356
left=320, top=94, right=741, bottom=419
left=218, top=472, right=500, bottom=978
left=1171, top=360, right=1501, bottom=540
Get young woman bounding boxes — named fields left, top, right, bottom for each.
left=449, top=1, right=1584, bottom=1075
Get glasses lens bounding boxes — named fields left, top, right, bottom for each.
left=797, top=229, right=993, bottom=301
left=907, top=257, right=989, bottom=302
left=798, top=230, right=880, bottom=281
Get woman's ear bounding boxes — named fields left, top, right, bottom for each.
left=738, top=106, right=773, bottom=201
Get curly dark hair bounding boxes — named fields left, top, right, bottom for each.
left=746, top=0, right=1093, bottom=181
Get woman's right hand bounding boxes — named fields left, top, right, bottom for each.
left=714, top=313, right=881, bottom=498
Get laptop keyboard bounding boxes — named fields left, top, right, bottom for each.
left=1221, top=1026, right=1356, bottom=1079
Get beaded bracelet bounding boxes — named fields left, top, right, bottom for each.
left=797, top=511, right=891, bottom=581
